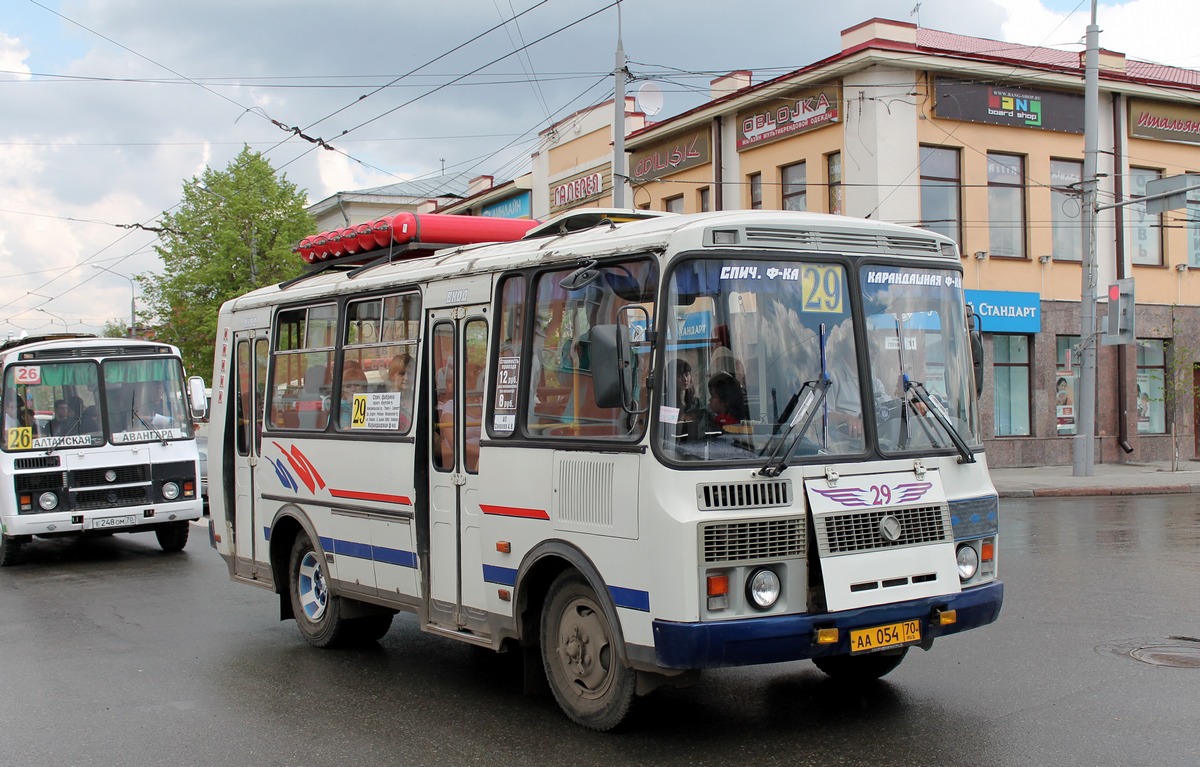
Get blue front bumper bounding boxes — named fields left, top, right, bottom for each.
left=652, top=580, right=1003, bottom=669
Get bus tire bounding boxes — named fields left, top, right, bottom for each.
left=540, top=572, right=635, bottom=731
left=812, top=648, right=908, bottom=681
left=155, top=521, right=190, bottom=553
left=288, top=531, right=348, bottom=648
left=345, top=614, right=394, bottom=645
left=0, top=534, right=25, bottom=567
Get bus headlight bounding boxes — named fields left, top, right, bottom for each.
left=38, top=491, right=59, bottom=511
left=162, top=482, right=181, bottom=500
left=956, top=544, right=980, bottom=581
left=746, top=568, right=781, bottom=609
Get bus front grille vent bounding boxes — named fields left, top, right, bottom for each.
left=815, top=504, right=952, bottom=556
left=74, top=486, right=149, bottom=510
left=72, top=464, right=149, bottom=488
left=698, top=479, right=791, bottom=511
left=701, top=517, right=805, bottom=564
left=15, top=471, right=67, bottom=493
left=743, top=227, right=943, bottom=256
left=15, top=455, right=62, bottom=470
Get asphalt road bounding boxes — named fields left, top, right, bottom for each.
left=1, top=496, right=1196, bottom=767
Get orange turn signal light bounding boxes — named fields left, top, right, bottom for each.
left=981, top=540, right=995, bottom=562
left=707, top=573, right=729, bottom=597
left=815, top=628, right=839, bottom=645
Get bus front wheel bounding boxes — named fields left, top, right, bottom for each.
left=540, top=572, right=635, bottom=731
left=155, top=521, right=190, bottom=552
left=812, top=648, right=908, bottom=681
left=289, top=531, right=349, bottom=648
left=0, top=534, right=26, bottom=566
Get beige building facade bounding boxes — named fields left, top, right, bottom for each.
left=503, top=17, right=1200, bottom=468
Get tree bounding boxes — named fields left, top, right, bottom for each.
left=101, top=319, right=129, bottom=338
left=141, top=147, right=313, bottom=376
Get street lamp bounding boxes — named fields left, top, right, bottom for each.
left=93, top=264, right=136, bottom=338
left=37, top=307, right=69, bottom=333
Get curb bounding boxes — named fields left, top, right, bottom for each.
left=998, top=484, right=1200, bottom=498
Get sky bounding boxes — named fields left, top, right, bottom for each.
left=0, top=0, right=1196, bottom=343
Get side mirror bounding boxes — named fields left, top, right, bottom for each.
left=965, top=304, right=984, bottom=398
left=590, top=325, right=625, bottom=409
left=188, top=376, right=209, bottom=420
left=591, top=306, right=651, bottom=413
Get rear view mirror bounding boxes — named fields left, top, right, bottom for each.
left=591, top=306, right=651, bottom=413
left=965, top=304, right=984, bottom=398
left=188, top=376, right=209, bottom=421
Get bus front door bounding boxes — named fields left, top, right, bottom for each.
left=426, top=308, right=490, bottom=637
left=230, top=333, right=270, bottom=580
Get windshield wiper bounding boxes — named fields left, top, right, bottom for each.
left=904, top=377, right=975, bottom=463
left=44, top=417, right=82, bottom=455
left=130, top=393, right=170, bottom=445
left=756, top=377, right=831, bottom=478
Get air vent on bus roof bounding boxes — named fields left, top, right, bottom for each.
left=25, top=345, right=168, bottom=360
left=741, top=227, right=944, bottom=255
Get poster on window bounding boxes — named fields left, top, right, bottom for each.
left=1055, top=372, right=1076, bottom=436
left=1135, top=371, right=1165, bottom=434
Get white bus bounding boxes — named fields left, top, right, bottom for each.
left=1, top=334, right=205, bottom=565
left=208, top=209, right=1003, bottom=730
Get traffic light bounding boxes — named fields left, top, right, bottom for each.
left=1102, top=278, right=1135, bottom=346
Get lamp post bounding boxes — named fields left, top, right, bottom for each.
left=37, top=307, right=69, bottom=333
left=93, top=264, right=136, bottom=338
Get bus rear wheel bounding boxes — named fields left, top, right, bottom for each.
left=540, top=572, right=635, bottom=731
left=812, top=648, right=908, bottom=681
left=155, top=521, right=190, bottom=552
left=289, top=531, right=350, bottom=648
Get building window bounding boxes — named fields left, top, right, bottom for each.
left=1129, top=167, right=1163, bottom=266
left=992, top=335, right=1030, bottom=436
left=665, top=195, right=684, bottom=214
left=919, top=146, right=961, bottom=245
left=698, top=186, right=711, bottom=213
left=1136, top=339, right=1166, bottom=434
left=748, top=172, right=762, bottom=209
left=987, top=153, right=1025, bottom=258
left=1189, top=187, right=1200, bottom=268
left=1054, top=336, right=1079, bottom=436
left=781, top=161, right=806, bottom=211
left=1050, top=159, right=1083, bottom=262
left=827, top=152, right=843, bottom=215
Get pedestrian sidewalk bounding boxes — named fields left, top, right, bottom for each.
left=988, top=459, right=1200, bottom=498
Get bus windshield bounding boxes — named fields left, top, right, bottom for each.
left=4, top=361, right=105, bottom=450
left=101, top=358, right=193, bottom=444
left=2, top=357, right=193, bottom=451
left=656, top=257, right=978, bottom=463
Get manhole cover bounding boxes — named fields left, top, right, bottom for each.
left=1129, top=644, right=1200, bottom=669
left=1099, top=636, right=1200, bottom=668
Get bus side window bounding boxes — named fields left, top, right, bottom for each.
left=297, top=365, right=328, bottom=429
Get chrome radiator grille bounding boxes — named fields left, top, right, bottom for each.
left=701, top=517, right=805, bottom=564
left=814, top=504, right=952, bottom=556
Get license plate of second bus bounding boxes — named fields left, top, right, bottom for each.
left=850, top=620, right=921, bottom=653
left=93, top=514, right=136, bottom=529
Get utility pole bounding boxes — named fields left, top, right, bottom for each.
left=612, top=4, right=627, bottom=208
left=1074, top=0, right=1100, bottom=476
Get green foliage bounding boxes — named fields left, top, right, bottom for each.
left=141, top=147, right=313, bottom=376
left=101, top=320, right=129, bottom=338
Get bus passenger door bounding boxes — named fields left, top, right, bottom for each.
left=231, top=333, right=269, bottom=578
left=426, top=308, right=490, bottom=636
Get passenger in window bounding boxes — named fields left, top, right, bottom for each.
left=339, top=367, right=368, bottom=428
left=50, top=398, right=75, bottom=435
left=707, top=370, right=748, bottom=430
left=4, top=393, right=31, bottom=433
left=667, top=359, right=702, bottom=439
left=387, top=353, right=414, bottom=430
